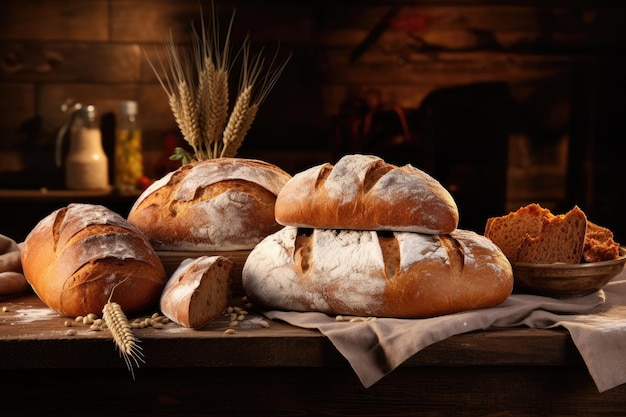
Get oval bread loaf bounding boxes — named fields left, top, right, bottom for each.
left=160, top=255, right=233, bottom=329
left=128, top=158, right=292, bottom=251
left=242, top=227, right=513, bottom=318
left=21, top=203, right=167, bottom=317
left=274, top=154, right=459, bottom=234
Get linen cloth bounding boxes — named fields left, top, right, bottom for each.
left=264, top=268, right=626, bottom=392
left=0, top=235, right=28, bottom=295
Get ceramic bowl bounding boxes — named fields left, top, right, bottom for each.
left=511, top=247, right=626, bottom=298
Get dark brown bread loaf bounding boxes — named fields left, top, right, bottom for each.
left=21, top=204, right=167, bottom=317
left=274, top=154, right=459, bottom=234
left=242, top=227, right=513, bottom=318
left=128, top=158, right=292, bottom=251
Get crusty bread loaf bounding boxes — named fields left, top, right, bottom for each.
left=516, top=206, right=587, bottom=264
left=242, top=227, right=513, bottom=318
left=21, top=203, right=167, bottom=317
left=128, top=158, right=292, bottom=251
left=160, top=256, right=233, bottom=329
left=484, top=203, right=553, bottom=262
left=584, top=221, right=620, bottom=262
left=274, top=154, right=459, bottom=234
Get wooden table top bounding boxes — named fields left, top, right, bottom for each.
left=0, top=293, right=582, bottom=371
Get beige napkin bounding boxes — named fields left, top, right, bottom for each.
left=0, top=235, right=29, bottom=296
left=264, top=270, right=626, bottom=392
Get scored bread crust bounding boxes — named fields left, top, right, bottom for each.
left=242, top=227, right=513, bottom=318
left=160, top=256, right=233, bottom=329
left=21, top=204, right=167, bottom=317
left=274, top=154, right=459, bottom=234
left=127, top=158, right=292, bottom=251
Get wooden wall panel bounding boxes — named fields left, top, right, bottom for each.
left=0, top=0, right=108, bottom=41
left=0, top=42, right=142, bottom=83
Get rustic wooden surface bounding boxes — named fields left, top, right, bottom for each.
left=2, top=293, right=626, bottom=416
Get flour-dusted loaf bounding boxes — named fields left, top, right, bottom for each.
left=242, top=227, right=513, bottom=318
left=160, top=255, right=233, bottom=329
left=21, top=203, right=167, bottom=317
left=274, top=154, right=459, bottom=234
left=128, top=158, right=292, bottom=251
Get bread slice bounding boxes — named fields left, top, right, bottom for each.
left=160, top=256, right=233, bottom=329
left=583, top=221, right=620, bottom=262
left=516, top=206, right=587, bottom=264
left=484, top=203, right=553, bottom=262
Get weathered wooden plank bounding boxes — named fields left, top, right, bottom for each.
left=321, top=49, right=591, bottom=85
left=0, top=42, right=142, bottom=83
left=0, top=0, right=108, bottom=41
left=111, top=0, right=315, bottom=44
left=317, top=5, right=626, bottom=51
left=0, top=83, right=34, bottom=132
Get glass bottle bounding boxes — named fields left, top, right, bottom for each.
left=115, top=100, right=143, bottom=191
left=65, top=105, right=109, bottom=190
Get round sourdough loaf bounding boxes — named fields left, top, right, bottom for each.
left=21, top=203, right=167, bottom=317
left=242, top=227, right=513, bottom=318
left=274, top=154, right=459, bottom=234
left=128, top=158, right=292, bottom=251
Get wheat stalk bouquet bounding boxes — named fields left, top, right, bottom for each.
left=147, top=4, right=290, bottom=164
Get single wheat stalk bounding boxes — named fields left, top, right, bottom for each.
left=208, top=68, right=229, bottom=157
left=102, top=300, right=144, bottom=380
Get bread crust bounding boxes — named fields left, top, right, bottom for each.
left=160, top=255, right=233, bottom=328
left=128, top=158, right=292, bottom=251
left=274, top=154, right=459, bottom=234
left=21, top=204, right=167, bottom=317
left=516, top=206, right=587, bottom=264
left=242, top=227, right=513, bottom=318
left=484, top=203, right=553, bottom=262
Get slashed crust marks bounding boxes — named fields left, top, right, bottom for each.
left=362, top=160, right=394, bottom=193
left=314, top=164, right=333, bottom=191
left=377, top=231, right=400, bottom=280
left=51, top=206, right=68, bottom=251
left=294, top=228, right=314, bottom=275
left=439, top=235, right=464, bottom=279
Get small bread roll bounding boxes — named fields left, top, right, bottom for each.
left=160, top=256, right=233, bottom=329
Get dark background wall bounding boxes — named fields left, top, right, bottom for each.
left=0, top=0, right=624, bottom=238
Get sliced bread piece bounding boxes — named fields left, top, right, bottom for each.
left=160, top=255, right=233, bottom=329
left=516, top=206, right=587, bottom=264
left=484, top=203, right=553, bottom=262
left=583, top=221, right=620, bottom=262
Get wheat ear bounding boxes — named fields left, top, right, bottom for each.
left=102, top=299, right=144, bottom=380
left=193, top=4, right=232, bottom=158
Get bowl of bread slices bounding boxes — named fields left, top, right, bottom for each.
left=485, top=203, right=626, bottom=298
